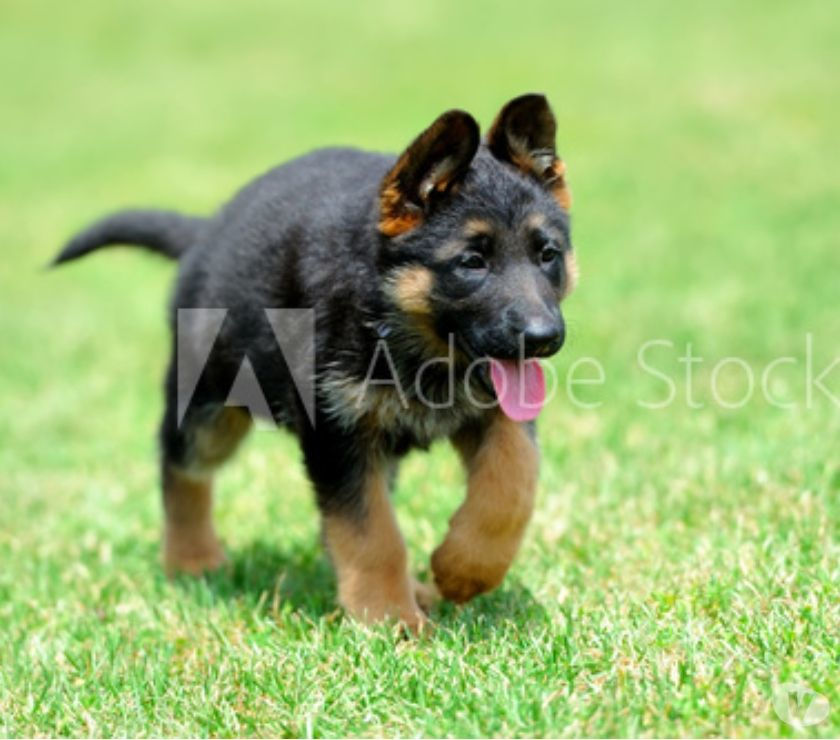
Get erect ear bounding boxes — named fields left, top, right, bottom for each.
left=486, top=93, right=571, bottom=211
left=378, top=110, right=480, bottom=237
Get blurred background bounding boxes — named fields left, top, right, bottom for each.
left=1, top=1, right=838, bottom=736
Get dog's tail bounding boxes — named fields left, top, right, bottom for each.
left=51, top=209, right=207, bottom=266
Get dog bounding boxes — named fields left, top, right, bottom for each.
left=53, top=93, right=577, bottom=631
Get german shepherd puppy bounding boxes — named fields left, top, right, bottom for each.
left=53, top=93, right=576, bottom=631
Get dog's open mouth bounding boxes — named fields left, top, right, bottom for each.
left=489, top=358, right=546, bottom=422
left=457, top=338, right=548, bottom=421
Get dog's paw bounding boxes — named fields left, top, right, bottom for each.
left=430, top=544, right=501, bottom=604
left=342, top=599, right=432, bottom=636
left=400, top=606, right=433, bottom=636
left=411, top=577, right=441, bottom=614
left=433, top=569, right=489, bottom=604
left=164, top=535, right=227, bottom=577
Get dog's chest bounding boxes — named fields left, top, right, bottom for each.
left=321, top=370, right=486, bottom=445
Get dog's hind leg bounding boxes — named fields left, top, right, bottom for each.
left=159, top=399, right=252, bottom=576
left=431, top=412, right=538, bottom=603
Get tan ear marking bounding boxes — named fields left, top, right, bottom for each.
left=546, top=159, right=572, bottom=211
left=378, top=109, right=480, bottom=237
left=487, top=93, right=571, bottom=211
left=379, top=180, right=424, bottom=237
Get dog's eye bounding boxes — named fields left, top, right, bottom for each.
left=533, top=231, right=562, bottom=265
left=459, top=252, right=487, bottom=270
left=540, top=245, right=561, bottom=264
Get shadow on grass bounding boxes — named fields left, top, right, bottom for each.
left=432, top=578, right=550, bottom=637
left=173, top=539, right=337, bottom=621
left=173, top=538, right=549, bottom=636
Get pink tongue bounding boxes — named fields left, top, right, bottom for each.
left=489, top=358, right=546, bottom=421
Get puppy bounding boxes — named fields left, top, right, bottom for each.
left=54, top=93, right=576, bottom=631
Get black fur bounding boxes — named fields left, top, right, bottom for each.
left=53, top=209, right=207, bottom=264
left=54, top=94, right=574, bottom=521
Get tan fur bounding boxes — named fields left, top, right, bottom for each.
left=510, top=149, right=540, bottom=177
left=524, top=212, right=547, bottom=231
left=434, top=219, right=495, bottom=261
left=163, top=407, right=251, bottom=574
left=390, top=266, right=433, bottom=315
left=386, top=266, right=454, bottom=357
left=319, top=367, right=488, bottom=445
left=377, top=110, right=476, bottom=237
left=547, top=159, right=572, bottom=211
left=563, top=249, right=579, bottom=298
left=188, top=407, right=252, bottom=474
left=462, top=218, right=494, bottom=238
left=323, top=469, right=428, bottom=632
left=509, top=153, right=571, bottom=211
left=411, top=576, right=440, bottom=613
left=162, top=467, right=227, bottom=575
left=431, top=412, right=539, bottom=602
left=378, top=180, right=422, bottom=237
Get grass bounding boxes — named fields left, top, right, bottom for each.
left=1, top=0, right=839, bottom=736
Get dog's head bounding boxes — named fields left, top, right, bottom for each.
left=377, top=94, right=577, bottom=417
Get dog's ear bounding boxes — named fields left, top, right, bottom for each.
left=487, top=93, right=571, bottom=210
left=378, top=110, right=480, bottom=237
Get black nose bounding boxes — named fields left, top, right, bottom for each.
left=522, top=316, right=565, bottom=357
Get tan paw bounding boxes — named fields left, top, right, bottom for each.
left=342, top=598, right=431, bottom=635
left=431, top=543, right=503, bottom=604
left=399, top=605, right=433, bottom=636
left=163, top=532, right=227, bottom=577
left=411, top=577, right=441, bottom=613
left=338, top=573, right=434, bottom=635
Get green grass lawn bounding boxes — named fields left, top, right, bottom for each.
left=1, top=1, right=839, bottom=736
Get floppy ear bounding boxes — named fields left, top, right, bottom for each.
left=378, top=110, right=480, bottom=237
left=486, top=93, right=571, bottom=210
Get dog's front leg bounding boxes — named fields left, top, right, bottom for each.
left=304, top=426, right=427, bottom=631
left=432, top=412, right=539, bottom=603
left=322, top=469, right=427, bottom=630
